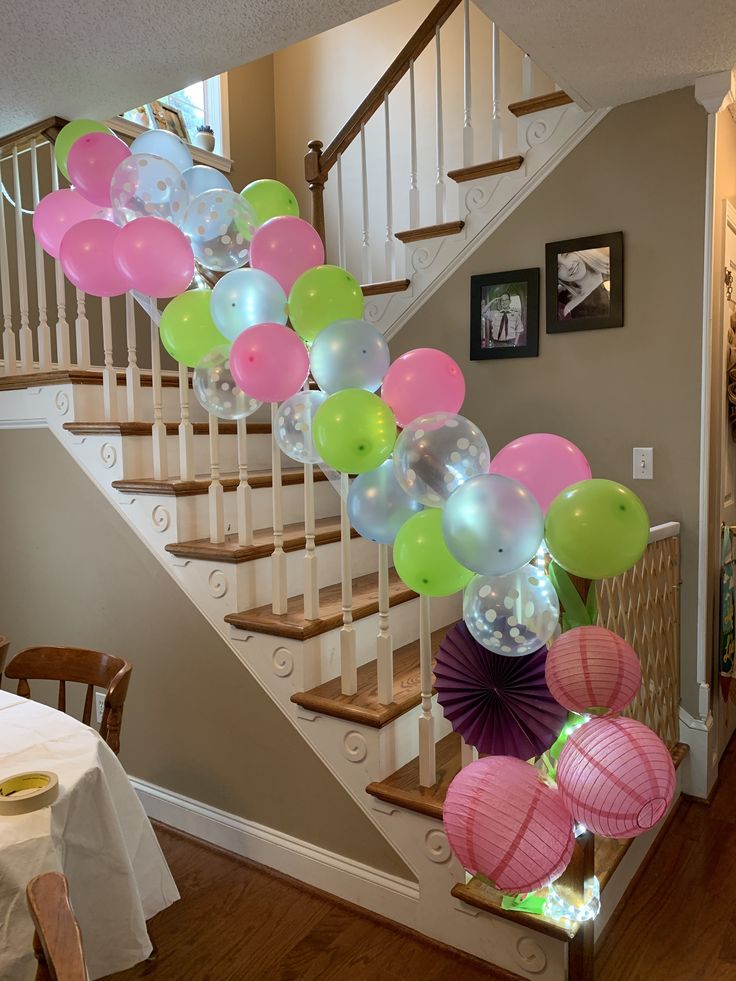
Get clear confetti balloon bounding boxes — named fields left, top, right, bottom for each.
left=210, top=268, right=288, bottom=342
left=274, top=390, right=326, bottom=464
left=193, top=346, right=262, bottom=421
left=180, top=189, right=255, bottom=272
left=393, top=412, right=490, bottom=508
left=310, top=319, right=390, bottom=394
left=442, top=474, right=544, bottom=576
left=348, top=460, right=423, bottom=545
left=110, top=154, right=189, bottom=225
left=463, top=565, right=560, bottom=657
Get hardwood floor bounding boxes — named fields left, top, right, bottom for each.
left=105, top=734, right=736, bottom=980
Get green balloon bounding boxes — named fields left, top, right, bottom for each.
left=394, top=509, right=473, bottom=597
left=313, top=389, right=395, bottom=474
left=545, top=479, right=649, bottom=580
left=159, top=289, right=229, bottom=368
left=240, top=179, right=299, bottom=229
left=289, top=265, right=364, bottom=344
left=55, top=119, right=112, bottom=180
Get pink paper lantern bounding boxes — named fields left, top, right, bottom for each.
left=443, top=756, right=575, bottom=894
left=556, top=717, right=675, bottom=838
left=545, top=626, right=641, bottom=715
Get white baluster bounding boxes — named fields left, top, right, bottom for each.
left=100, top=297, right=117, bottom=420
left=236, top=417, right=253, bottom=547
left=303, top=461, right=319, bottom=620
left=270, top=403, right=287, bottom=614
left=491, top=22, right=503, bottom=160
left=340, top=471, right=357, bottom=695
left=12, top=147, right=32, bottom=372
left=435, top=26, right=446, bottom=223
left=149, top=301, right=168, bottom=479
left=336, top=153, right=346, bottom=270
left=50, top=155, right=70, bottom=369
left=376, top=543, right=394, bottom=705
left=383, top=94, right=396, bottom=280
left=522, top=52, right=533, bottom=100
left=418, top=593, right=436, bottom=787
left=360, top=123, right=372, bottom=284
left=0, top=158, right=16, bottom=375
left=461, top=739, right=478, bottom=768
left=125, top=293, right=141, bottom=419
left=30, top=140, right=51, bottom=370
left=75, top=289, right=91, bottom=368
left=462, top=0, right=474, bottom=167
left=178, top=361, right=194, bottom=481
left=409, top=59, right=420, bottom=228
left=208, top=412, right=225, bottom=543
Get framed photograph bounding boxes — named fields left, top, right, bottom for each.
left=545, top=231, right=623, bottom=333
left=470, top=268, right=540, bottom=360
left=149, top=100, right=189, bottom=142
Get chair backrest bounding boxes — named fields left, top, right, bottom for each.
left=0, top=635, right=9, bottom=676
left=4, top=646, right=132, bottom=755
left=26, top=872, right=87, bottom=981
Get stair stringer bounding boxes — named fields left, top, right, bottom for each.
left=0, top=380, right=570, bottom=981
left=362, top=104, right=610, bottom=340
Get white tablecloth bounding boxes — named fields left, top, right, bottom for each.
left=0, top=690, right=179, bottom=980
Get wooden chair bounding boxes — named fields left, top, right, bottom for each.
left=4, top=647, right=132, bottom=755
left=26, top=872, right=87, bottom=981
left=0, top=635, right=9, bottom=676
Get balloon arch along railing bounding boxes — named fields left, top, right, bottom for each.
left=34, top=119, right=676, bottom=915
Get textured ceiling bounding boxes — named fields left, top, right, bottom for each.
left=476, top=0, right=736, bottom=107
left=0, top=0, right=394, bottom=137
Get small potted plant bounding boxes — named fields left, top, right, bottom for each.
left=193, top=124, right=215, bottom=152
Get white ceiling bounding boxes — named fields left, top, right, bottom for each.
left=476, top=0, right=736, bottom=107
left=0, top=0, right=393, bottom=137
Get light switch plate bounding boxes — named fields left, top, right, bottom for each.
left=633, top=447, right=653, bottom=479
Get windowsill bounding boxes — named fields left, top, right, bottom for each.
left=108, top=117, right=233, bottom=175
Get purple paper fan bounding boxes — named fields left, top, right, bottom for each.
left=435, top=621, right=567, bottom=759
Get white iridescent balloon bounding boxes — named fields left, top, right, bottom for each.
left=274, top=390, right=326, bottom=464
left=130, top=129, right=193, bottom=172
left=182, top=165, right=233, bottom=198
left=210, top=268, right=287, bottom=342
left=193, top=346, right=262, bottom=421
left=180, top=189, right=256, bottom=272
left=110, top=154, right=189, bottom=225
left=463, top=564, right=559, bottom=657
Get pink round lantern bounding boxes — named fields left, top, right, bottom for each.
left=490, top=433, right=591, bottom=513
left=381, top=348, right=465, bottom=427
left=545, top=626, right=641, bottom=715
left=556, top=717, right=675, bottom=838
left=443, top=756, right=575, bottom=894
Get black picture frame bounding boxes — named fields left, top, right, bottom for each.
left=470, top=268, right=540, bottom=361
left=545, top=231, right=624, bottom=333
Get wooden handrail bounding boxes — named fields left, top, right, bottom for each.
left=0, top=116, right=68, bottom=153
left=304, top=0, right=463, bottom=244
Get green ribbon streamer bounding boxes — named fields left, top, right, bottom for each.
left=549, top=561, right=597, bottom=631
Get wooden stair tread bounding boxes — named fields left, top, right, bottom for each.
left=447, top=155, right=524, bottom=183
left=225, top=568, right=416, bottom=641
left=0, top=368, right=187, bottom=391
left=394, top=220, right=464, bottom=244
left=64, top=421, right=271, bottom=436
left=361, top=279, right=411, bottom=296
left=112, top=468, right=328, bottom=496
left=366, top=732, right=461, bottom=818
left=508, top=91, right=573, bottom=117
left=166, top=516, right=356, bottom=564
left=291, top=624, right=455, bottom=728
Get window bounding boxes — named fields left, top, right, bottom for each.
left=122, top=75, right=229, bottom=157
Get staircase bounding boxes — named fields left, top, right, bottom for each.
left=0, top=10, right=686, bottom=979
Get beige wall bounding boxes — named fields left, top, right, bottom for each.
left=227, top=56, right=277, bottom=193
left=0, top=427, right=409, bottom=878
left=390, top=87, right=707, bottom=716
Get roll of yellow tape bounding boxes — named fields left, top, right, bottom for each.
left=0, top=772, right=58, bottom=815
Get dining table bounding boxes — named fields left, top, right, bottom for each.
left=0, top=688, right=179, bottom=980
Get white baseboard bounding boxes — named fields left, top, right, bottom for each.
left=130, top=776, right=420, bottom=929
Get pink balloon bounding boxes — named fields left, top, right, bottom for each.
left=113, top=217, right=194, bottom=298
left=381, top=348, right=465, bottom=427
left=32, top=189, right=99, bottom=258
left=67, top=132, right=131, bottom=208
left=249, top=216, right=324, bottom=294
left=230, top=323, right=309, bottom=402
left=490, top=433, right=591, bottom=513
left=60, top=219, right=130, bottom=297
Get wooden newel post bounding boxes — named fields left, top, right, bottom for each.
left=304, top=139, right=327, bottom=248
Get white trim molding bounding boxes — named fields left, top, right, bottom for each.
left=678, top=705, right=717, bottom=799
left=695, top=70, right=736, bottom=115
